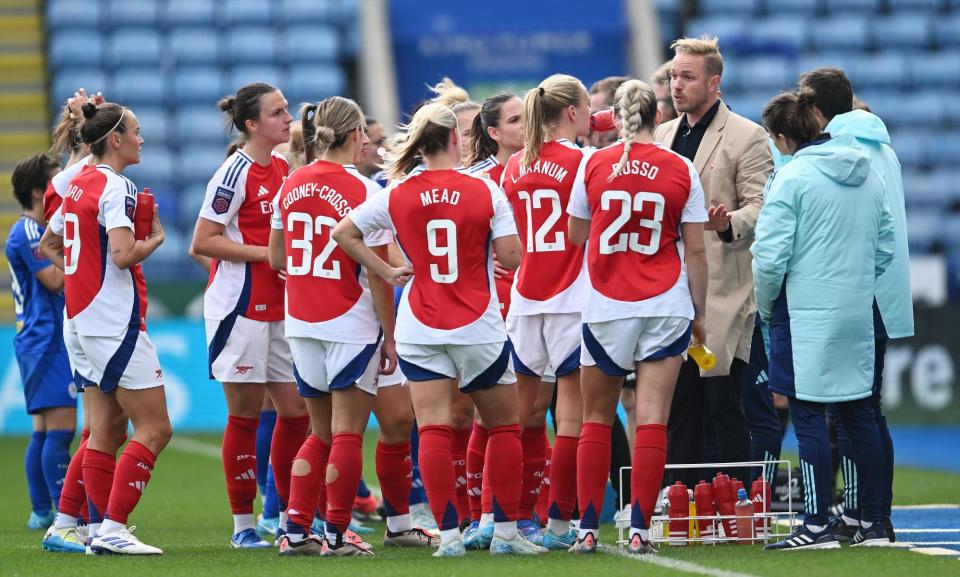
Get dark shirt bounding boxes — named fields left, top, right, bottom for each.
left=671, top=99, right=722, bottom=162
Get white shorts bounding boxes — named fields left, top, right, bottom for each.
left=206, top=317, right=294, bottom=383
left=506, top=312, right=581, bottom=378
left=377, top=365, right=406, bottom=387
left=289, top=336, right=381, bottom=396
left=63, top=321, right=95, bottom=388
left=77, top=330, right=165, bottom=393
left=581, top=316, right=691, bottom=377
left=396, top=341, right=516, bottom=391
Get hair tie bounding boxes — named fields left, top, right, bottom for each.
left=90, top=109, right=125, bottom=145
left=538, top=87, right=545, bottom=96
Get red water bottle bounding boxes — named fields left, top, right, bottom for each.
left=712, top=472, right=736, bottom=540
left=134, top=187, right=154, bottom=241
left=589, top=108, right=616, bottom=132
left=750, top=476, right=772, bottom=538
left=734, top=488, right=755, bottom=544
left=694, top=481, right=717, bottom=542
left=667, top=481, right=689, bottom=546
left=732, top=478, right=744, bottom=497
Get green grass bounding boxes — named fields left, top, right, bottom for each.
left=2, top=433, right=958, bottom=577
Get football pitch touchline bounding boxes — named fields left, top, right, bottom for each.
left=613, top=548, right=760, bottom=577
left=168, top=437, right=222, bottom=459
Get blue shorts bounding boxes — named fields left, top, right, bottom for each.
left=17, top=348, right=78, bottom=414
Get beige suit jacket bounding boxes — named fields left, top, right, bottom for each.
left=654, top=101, right=773, bottom=376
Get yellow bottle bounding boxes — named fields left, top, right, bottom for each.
left=688, top=344, right=716, bottom=371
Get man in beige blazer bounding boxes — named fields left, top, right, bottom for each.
left=653, top=36, right=773, bottom=487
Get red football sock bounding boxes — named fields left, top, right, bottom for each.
left=548, top=434, right=578, bottom=522
left=270, top=415, right=310, bottom=509
left=106, top=441, right=156, bottom=524
left=325, top=432, right=364, bottom=533
left=58, top=430, right=89, bottom=518
left=577, top=422, right=612, bottom=532
left=519, top=426, right=547, bottom=521
left=632, top=424, right=667, bottom=531
left=376, top=440, right=412, bottom=517
left=287, top=435, right=330, bottom=533
left=452, top=426, right=471, bottom=521
left=466, top=422, right=489, bottom=520
left=535, top=440, right=551, bottom=523
left=418, top=425, right=459, bottom=531
left=222, top=415, right=258, bottom=515
left=486, top=424, right=522, bottom=522
left=82, top=448, right=116, bottom=524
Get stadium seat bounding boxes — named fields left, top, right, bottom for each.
left=222, top=0, right=274, bottom=26
left=224, top=27, right=278, bottom=64
left=112, top=68, right=167, bottom=106
left=46, top=0, right=102, bottom=29
left=943, top=215, right=960, bottom=246
left=125, top=146, right=175, bottom=188
left=227, top=66, right=285, bottom=91
left=733, top=56, right=794, bottom=90
left=824, top=0, right=880, bottom=12
left=685, top=16, right=746, bottom=43
left=935, top=14, right=960, bottom=47
left=171, top=67, right=226, bottom=104
left=339, top=0, right=360, bottom=23
left=888, top=130, right=927, bottom=168
left=277, top=0, right=337, bottom=25
left=168, top=27, right=220, bottom=65
left=907, top=210, right=943, bottom=251
left=107, top=0, right=159, bottom=27
left=861, top=90, right=944, bottom=128
left=908, top=50, right=960, bottom=86
left=926, top=131, right=960, bottom=166
left=887, top=0, right=942, bottom=10
left=107, top=29, right=163, bottom=67
left=51, top=69, right=108, bottom=105
left=745, top=17, right=808, bottom=51
left=723, top=92, right=770, bottom=123
left=165, top=0, right=215, bottom=27
left=872, top=15, right=931, bottom=50
left=941, top=91, right=960, bottom=124
left=797, top=52, right=854, bottom=78
left=903, top=171, right=951, bottom=208
left=699, top=0, right=759, bottom=15
left=177, top=145, right=228, bottom=184
left=175, top=106, right=230, bottom=144
left=281, top=25, right=338, bottom=64
left=762, top=0, right=820, bottom=12
left=133, top=107, right=169, bottom=147
left=849, top=53, right=907, bottom=89
left=286, top=65, right=346, bottom=106
left=48, top=30, right=105, bottom=68
left=810, top=16, right=870, bottom=50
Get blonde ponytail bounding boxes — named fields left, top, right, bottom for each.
left=520, top=74, right=585, bottom=167
left=387, top=103, right=457, bottom=181
left=429, top=77, right=470, bottom=109
left=609, top=79, right=657, bottom=180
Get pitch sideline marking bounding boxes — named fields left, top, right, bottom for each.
left=910, top=547, right=960, bottom=557
left=168, top=437, right=222, bottom=459
left=613, top=548, right=760, bottom=577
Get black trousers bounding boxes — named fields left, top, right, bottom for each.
left=666, top=358, right=752, bottom=488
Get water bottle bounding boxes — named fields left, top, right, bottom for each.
left=589, top=108, right=616, bottom=132
left=712, top=472, right=736, bottom=540
left=750, top=476, right=772, bottom=538
left=134, top=187, right=154, bottom=241
left=734, top=488, right=755, bottom=544
left=688, top=343, right=717, bottom=371
left=694, top=480, right=717, bottom=543
left=667, top=481, right=690, bottom=546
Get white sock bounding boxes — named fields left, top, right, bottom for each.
left=88, top=522, right=101, bottom=538
left=494, top=521, right=517, bottom=540
left=440, top=528, right=461, bottom=543
left=233, top=513, right=255, bottom=534
left=325, top=527, right=341, bottom=545
left=279, top=511, right=288, bottom=530
left=629, top=527, right=649, bottom=541
left=861, top=520, right=873, bottom=529
left=806, top=523, right=825, bottom=532
left=53, top=513, right=78, bottom=529
left=547, top=518, right=569, bottom=535
left=98, top=519, right=125, bottom=536
left=842, top=514, right=859, bottom=527
left=387, top=513, right=413, bottom=533
left=578, top=527, right=597, bottom=541
left=479, top=513, right=494, bottom=527
left=287, top=532, right=305, bottom=543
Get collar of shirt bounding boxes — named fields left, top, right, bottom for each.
left=795, top=132, right=832, bottom=152
left=679, top=99, right=722, bottom=136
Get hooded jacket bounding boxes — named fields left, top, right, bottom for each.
left=751, top=135, right=895, bottom=403
left=826, top=110, right=914, bottom=339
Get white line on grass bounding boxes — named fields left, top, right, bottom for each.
left=168, top=436, right=222, bottom=459
left=909, top=547, right=960, bottom=557
left=898, top=529, right=960, bottom=533
left=612, top=548, right=760, bottom=577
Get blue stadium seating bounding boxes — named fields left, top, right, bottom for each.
left=112, top=68, right=167, bottom=106
left=277, top=0, right=338, bottom=25
left=177, top=145, right=228, bottom=185
left=888, top=0, right=943, bottom=10
left=175, top=106, right=229, bottom=144
left=685, top=16, right=745, bottom=41
left=167, top=28, right=220, bottom=65
left=700, top=0, right=758, bottom=14
left=133, top=107, right=169, bottom=146
left=824, top=0, right=881, bottom=12
left=223, top=0, right=274, bottom=26
left=52, top=69, right=108, bottom=105
left=224, top=27, right=278, bottom=64
left=107, top=29, right=163, bottom=67
left=927, top=132, right=960, bottom=166
left=810, top=16, right=870, bottom=50
left=735, top=56, right=795, bottom=90
left=849, top=53, right=907, bottom=88
left=282, top=25, right=339, bottom=64
left=935, top=14, right=960, bottom=47
left=49, top=30, right=104, bottom=68
left=286, top=65, right=347, bottom=106
left=171, top=67, right=226, bottom=104
left=46, top=0, right=101, bottom=29
left=762, top=0, right=820, bottom=12
left=746, top=17, right=808, bottom=51
left=907, top=210, right=942, bottom=251
left=873, top=15, right=931, bottom=50
left=908, top=50, right=960, bottom=86
left=108, top=0, right=160, bottom=27
left=228, top=66, right=285, bottom=90
left=126, top=146, right=174, bottom=188
left=889, top=131, right=927, bottom=168
left=165, top=0, right=215, bottom=27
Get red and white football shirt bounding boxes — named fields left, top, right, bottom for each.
left=270, top=161, right=391, bottom=344
left=567, top=142, right=708, bottom=323
left=501, top=139, right=588, bottom=316
left=349, top=168, right=517, bottom=345
left=44, top=154, right=92, bottom=222
left=199, top=149, right=288, bottom=322
left=466, top=155, right=512, bottom=319
left=50, top=165, right=149, bottom=336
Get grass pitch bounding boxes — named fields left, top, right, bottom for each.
left=1, top=432, right=958, bottom=577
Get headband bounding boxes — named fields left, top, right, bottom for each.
left=90, top=109, right=125, bottom=145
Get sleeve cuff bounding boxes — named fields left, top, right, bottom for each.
left=717, top=226, right=734, bottom=243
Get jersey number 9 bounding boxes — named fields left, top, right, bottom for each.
left=63, top=212, right=81, bottom=275
left=426, top=219, right=458, bottom=284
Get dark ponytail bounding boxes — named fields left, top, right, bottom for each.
left=762, top=88, right=822, bottom=149
left=467, top=92, right=516, bottom=167
left=218, top=82, right=277, bottom=135
left=300, top=103, right=319, bottom=163
left=79, top=102, right=127, bottom=157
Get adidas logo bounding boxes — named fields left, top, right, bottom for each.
left=258, top=185, right=271, bottom=198
left=128, top=480, right=146, bottom=493
left=234, top=469, right=256, bottom=481
left=137, top=461, right=151, bottom=471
